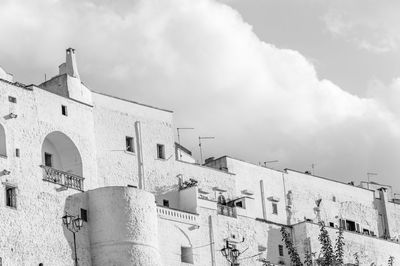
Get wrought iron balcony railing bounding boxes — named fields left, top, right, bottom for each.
left=217, top=204, right=237, bottom=218
left=40, top=165, right=84, bottom=191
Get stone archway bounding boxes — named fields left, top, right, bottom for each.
left=41, top=131, right=82, bottom=176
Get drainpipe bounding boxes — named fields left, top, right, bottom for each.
left=135, top=121, right=145, bottom=190
left=260, top=180, right=267, bottom=220
left=209, top=215, right=216, bottom=266
left=378, top=188, right=391, bottom=239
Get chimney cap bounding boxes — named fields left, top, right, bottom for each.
left=66, top=47, right=76, bottom=53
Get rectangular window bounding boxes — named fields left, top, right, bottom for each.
left=235, top=200, right=243, bottom=208
left=356, top=223, right=360, bottom=232
left=81, top=208, right=88, bottom=222
left=15, top=148, right=20, bottom=157
left=163, top=199, right=169, bottom=207
left=8, top=96, right=17, bottom=103
left=272, top=203, right=278, bottom=214
left=278, top=244, right=284, bottom=256
left=125, top=136, right=134, bottom=152
left=6, top=186, right=17, bottom=208
left=157, top=144, right=165, bottom=159
left=181, top=246, right=194, bottom=264
left=346, top=220, right=356, bottom=232
left=44, top=153, right=53, bottom=167
left=61, top=105, right=68, bottom=116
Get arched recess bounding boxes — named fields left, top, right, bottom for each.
left=41, top=131, right=83, bottom=176
left=0, top=123, right=6, bottom=157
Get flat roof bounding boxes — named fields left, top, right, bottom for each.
left=284, top=168, right=374, bottom=192
left=93, top=91, right=173, bottom=113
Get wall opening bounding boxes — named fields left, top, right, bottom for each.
left=41, top=131, right=82, bottom=176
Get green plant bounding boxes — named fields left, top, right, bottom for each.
left=334, top=226, right=345, bottom=265
left=318, top=222, right=335, bottom=266
left=304, top=251, right=314, bottom=266
left=353, top=252, right=360, bottom=266
left=388, top=256, right=395, bottom=266
left=280, top=227, right=303, bottom=266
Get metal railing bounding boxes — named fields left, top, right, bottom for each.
left=40, top=165, right=84, bottom=191
left=217, top=204, right=237, bottom=218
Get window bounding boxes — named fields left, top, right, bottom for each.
left=6, top=186, right=17, bottom=208
left=8, top=96, right=17, bottom=103
left=61, top=105, right=68, bottom=116
left=15, top=148, right=20, bottom=158
left=157, top=144, right=165, bottom=159
left=332, top=195, right=336, bottom=202
left=329, top=222, right=335, bottom=227
left=235, top=200, right=243, bottom=208
left=345, top=220, right=356, bottom=232
left=125, top=136, right=134, bottom=152
left=44, top=153, right=53, bottom=167
left=181, top=246, right=194, bottom=264
left=272, top=203, right=278, bottom=214
left=163, top=199, right=169, bottom=207
left=81, top=208, right=88, bottom=222
left=278, top=244, right=284, bottom=256
left=356, top=223, right=360, bottom=232
left=339, top=219, right=346, bottom=229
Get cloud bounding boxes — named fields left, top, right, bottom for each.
left=322, top=1, right=400, bottom=53
left=0, top=0, right=400, bottom=188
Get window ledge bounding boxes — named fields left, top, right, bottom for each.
left=0, top=154, right=7, bottom=159
left=124, top=150, right=136, bottom=156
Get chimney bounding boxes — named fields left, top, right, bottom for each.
left=60, top=48, right=80, bottom=79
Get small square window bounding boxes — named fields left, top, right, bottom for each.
left=181, top=246, right=194, bottom=264
left=126, top=136, right=134, bottom=152
left=157, top=144, right=165, bottom=159
left=278, top=244, right=284, bottom=256
left=61, top=105, right=68, bottom=116
left=272, top=203, right=278, bottom=214
left=163, top=199, right=169, bottom=207
left=81, top=208, right=88, bottom=222
left=44, top=152, right=53, bottom=167
left=329, top=222, right=335, bottom=227
left=6, top=186, right=17, bottom=208
left=8, top=96, right=17, bottom=103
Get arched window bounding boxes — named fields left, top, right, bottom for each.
left=0, top=124, right=6, bottom=157
left=41, top=131, right=82, bottom=176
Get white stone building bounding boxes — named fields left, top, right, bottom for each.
left=0, top=49, right=399, bottom=266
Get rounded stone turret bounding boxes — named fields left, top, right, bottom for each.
left=88, top=187, right=161, bottom=266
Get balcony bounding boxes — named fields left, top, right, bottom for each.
left=157, top=206, right=198, bottom=226
left=217, top=204, right=237, bottom=218
left=40, top=165, right=84, bottom=191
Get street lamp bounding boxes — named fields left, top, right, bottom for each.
left=62, top=212, right=84, bottom=266
left=220, top=238, right=245, bottom=266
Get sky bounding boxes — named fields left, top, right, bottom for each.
left=0, top=0, right=400, bottom=191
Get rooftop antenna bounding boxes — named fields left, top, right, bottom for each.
left=177, top=127, right=194, bottom=145
left=198, top=136, right=215, bottom=165
left=367, top=172, right=378, bottom=190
